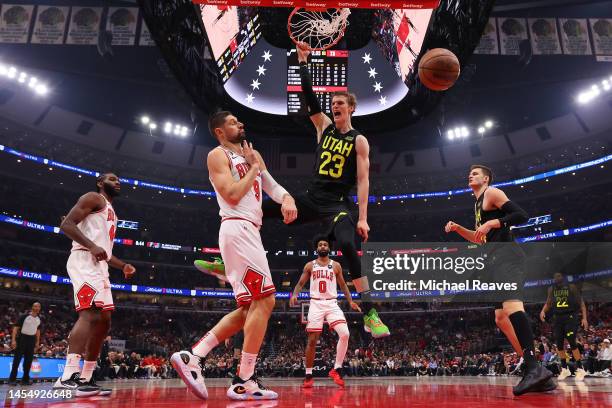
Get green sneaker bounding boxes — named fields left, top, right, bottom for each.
left=363, top=308, right=390, bottom=338
left=194, top=257, right=228, bottom=282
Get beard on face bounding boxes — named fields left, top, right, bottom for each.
left=103, top=182, right=120, bottom=197
left=229, top=129, right=246, bottom=144
left=317, top=250, right=329, bottom=257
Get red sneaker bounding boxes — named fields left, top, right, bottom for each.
left=328, top=368, right=345, bottom=387
left=302, top=376, right=314, bottom=388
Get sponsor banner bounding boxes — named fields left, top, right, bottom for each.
left=529, top=18, right=562, bottom=55
left=0, top=356, right=66, bottom=379
left=498, top=17, right=528, bottom=55
left=192, top=0, right=441, bottom=8
left=589, top=18, right=612, bottom=60
left=474, top=18, right=499, bottom=55
left=31, top=5, right=69, bottom=44
left=559, top=18, right=592, bottom=55
left=106, top=7, right=138, bottom=46
left=66, top=6, right=101, bottom=45
left=0, top=4, right=34, bottom=43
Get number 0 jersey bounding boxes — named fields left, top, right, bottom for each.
left=310, top=259, right=338, bottom=300
left=308, top=124, right=358, bottom=202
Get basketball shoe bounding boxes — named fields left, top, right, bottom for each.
left=194, top=258, right=228, bottom=282
left=557, top=367, right=571, bottom=380
left=227, top=376, right=278, bottom=400
left=513, top=365, right=554, bottom=396
left=170, top=350, right=208, bottom=399
left=328, top=368, right=345, bottom=387
left=302, top=375, right=314, bottom=388
left=363, top=309, right=390, bottom=338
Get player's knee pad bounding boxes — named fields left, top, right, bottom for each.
left=334, top=324, right=350, bottom=341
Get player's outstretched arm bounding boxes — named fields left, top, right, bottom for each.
left=60, top=192, right=108, bottom=261
left=296, top=43, right=332, bottom=143
left=290, top=263, right=312, bottom=307
left=356, top=135, right=370, bottom=242
left=255, top=151, right=298, bottom=224
left=444, top=221, right=479, bottom=243
left=207, top=142, right=260, bottom=206
left=336, top=263, right=361, bottom=312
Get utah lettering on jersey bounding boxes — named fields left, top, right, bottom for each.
left=321, top=133, right=354, bottom=158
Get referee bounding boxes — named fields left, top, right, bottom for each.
left=8, top=302, right=42, bottom=386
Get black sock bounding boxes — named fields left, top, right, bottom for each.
left=305, top=373, right=313, bottom=379
left=508, top=311, right=537, bottom=371
left=561, top=358, right=567, bottom=369
left=361, top=301, right=375, bottom=315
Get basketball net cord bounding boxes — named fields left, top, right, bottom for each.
left=289, top=8, right=351, bottom=51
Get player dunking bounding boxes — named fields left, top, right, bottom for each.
left=445, top=165, right=555, bottom=395
left=54, top=173, right=136, bottom=397
left=273, top=43, right=388, bottom=338
left=171, top=111, right=297, bottom=400
left=290, top=235, right=361, bottom=388
left=540, top=272, right=588, bottom=381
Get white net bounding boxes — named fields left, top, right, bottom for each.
left=288, top=8, right=351, bottom=51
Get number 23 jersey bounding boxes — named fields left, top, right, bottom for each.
left=309, top=124, right=359, bottom=202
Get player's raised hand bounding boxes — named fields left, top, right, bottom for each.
left=123, top=264, right=136, bottom=279
left=242, top=141, right=260, bottom=168
left=357, top=219, right=370, bottom=242
left=296, top=42, right=311, bottom=63
left=281, top=195, right=298, bottom=224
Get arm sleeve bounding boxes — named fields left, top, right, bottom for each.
left=299, top=62, right=322, bottom=115
left=261, top=170, right=289, bottom=204
left=499, top=201, right=529, bottom=228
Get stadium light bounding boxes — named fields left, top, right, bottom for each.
left=34, top=84, right=48, bottom=95
left=461, top=127, right=469, bottom=138
left=484, top=120, right=493, bottom=128
left=447, top=130, right=455, bottom=140
left=7, top=67, right=16, bottom=79
left=139, top=116, right=191, bottom=137
left=478, top=127, right=485, bottom=134
left=149, top=122, right=157, bottom=130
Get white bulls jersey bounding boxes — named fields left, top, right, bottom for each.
left=310, top=259, right=338, bottom=300
left=211, top=146, right=263, bottom=227
left=71, top=194, right=117, bottom=259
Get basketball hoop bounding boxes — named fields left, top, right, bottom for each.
left=287, top=8, right=350, bottom=51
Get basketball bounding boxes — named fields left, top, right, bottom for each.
left=418, top=48, right=461, bottom=91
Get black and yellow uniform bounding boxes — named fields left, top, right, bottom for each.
left=551, top=283, right=581, bottom=349
left=474, top=188, right=513, bottom=243
left=263, top=124, right=363, bottom=279
left=474, top=188, right=526, bottom=302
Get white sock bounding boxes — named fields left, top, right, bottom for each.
left=192, top=332, right=219, bottom=358
left=334, top=324, right=350, bottom=370
left=306, top=368, right=313, bottom=375
left=238, top=352, right=257, bottom=381
left=61, top=353, right=82, bottom=381
left=81, top=360, right=96, bottom=382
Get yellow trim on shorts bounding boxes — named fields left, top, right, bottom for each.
left=333, top=212, right=348, bottom=223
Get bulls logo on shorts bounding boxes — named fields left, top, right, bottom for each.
left=76, top=283, right=98, bottom=309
